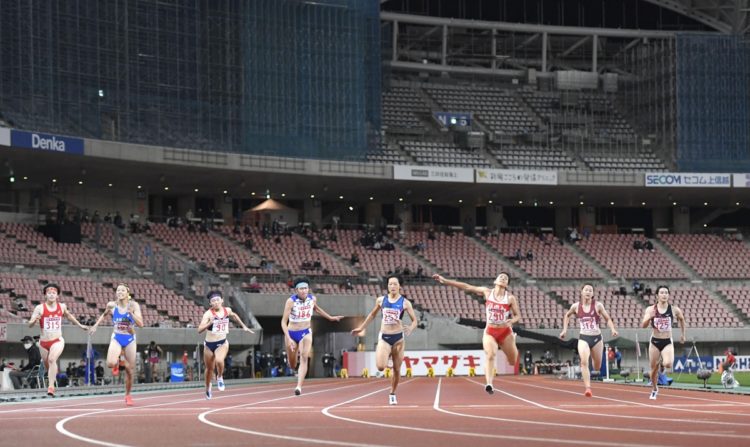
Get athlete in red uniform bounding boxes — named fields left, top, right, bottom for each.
left=559, top=284, right=618, bottom=397
left=433, top=272, right=521, bottom=394
left=27, top=283, right=89, bottom=396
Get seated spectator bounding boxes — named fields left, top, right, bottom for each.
left=233, top=224, right=241, bottom=235
left=526, top=250, right=533, bottom=261
left=244, top=238, right=254, bottom=250
left=427, top=228, right=436, bottom=241
left=343, top=278, right=354, bottom=290
left=313, top=258, right=322, bottom=270
left=350, top=253, right=359, bottom=265
left=511, top=249, right=522, bottom=261
left=633, top=240, right=643, bottom=251
left=416, top=266, right=424, bottom=279
left=644, top=240, right=654, bottom=251
left=632, top=279, right=642, bottom=295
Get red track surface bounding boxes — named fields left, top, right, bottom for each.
left=2, top=376, right=749, bottom=447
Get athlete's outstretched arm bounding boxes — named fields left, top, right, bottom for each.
left=280, top=299, right=295, bottom=351
left=62, top=304, right=89, bottom=330
left=228, top=308, right=255, bottom=333
left=432, top=274, right=487, bottom=296
left=315, top=300, right=343, bottom=322
left=351, top=297, right=382, bottom=335
left=129, top=301, right=144, bottom=328
left=197, top=311, right=213, bottom=334
left=27, top=305, right=43, bottom=328
left=507, top=294, right=522, bottom=326
left=89, top=301, right=115, bottom=334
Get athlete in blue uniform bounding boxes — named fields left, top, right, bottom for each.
left=90, top=283, right=143, bottom=406
left=352, top=275, right=418, bottom=405
left=281, top=278, right=342, bottom=395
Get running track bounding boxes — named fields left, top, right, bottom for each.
left=1, top=376, right=749, bottom=447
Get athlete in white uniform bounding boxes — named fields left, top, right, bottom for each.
left=197, top=290, right=254, bottom=399
left=433, top=272, right=521, bottom=394
left=352, top=275, right=418, bottom=405
left=281, top=278, right=342, bottom=396
left=559, top=284, right=618, bottom=397
left=27, top=283, right=88, bottom=397
left=641, top=285, right=686, bottom=400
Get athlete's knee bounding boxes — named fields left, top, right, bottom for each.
left=663, top=361, right=673, bottom=369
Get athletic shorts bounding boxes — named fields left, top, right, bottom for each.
left=579, top=333, right=603, bottom=349
left=380, top=332, right=404, bottom=346
left=485, top=326, right=512, bottom=345
left=288, top=328, right=311, bottom=344
left=651, top=337, right=672, bottom=352
left=204, top=339, right=227, bottom=353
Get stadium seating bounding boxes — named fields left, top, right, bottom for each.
left=576, top=234, right=687, bottom=279
left=481, top=233, right=601, bottom=279
left=659, top=234, right=750, bottom=278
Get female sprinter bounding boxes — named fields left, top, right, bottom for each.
left=27, top=283, right=89, bottom=396
left=641, top=285, right=686, bottom=400
left=433, top=272, right=521, bottom=394
left=281, top=278, right=342, bottom=396
left=559, top=284, right=619, bottom=397
left=197, top=290, right=254, bottom=399
left=351, top=275, right=418, bottom=405
left=90, top=283, right=143, bottom=406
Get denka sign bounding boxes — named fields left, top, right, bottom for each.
left=10, top=129, right=84, bottom=155
left=644, top=172, right=730, bottom=188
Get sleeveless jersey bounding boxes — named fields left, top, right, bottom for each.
left=486, top=289, right=511, bottom=325
left=39, top=302, right=64, bottom=335
left=288, top=294, right=315, bottom=323
left=651, top=304, right=673, bottom=333
left=577, top=300, right=601, bottom=334
left=381, top=295, right=405, bottom=325
left=112, top=303, right=136, bottom=334
left=210, top=308, right=230, bottom=337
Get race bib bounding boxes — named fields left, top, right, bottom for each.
left=382, top=308, right=401, bottom=325
left=579, top=317, right=598, bottom=331
left=43, top=316, right=62, bottom=332
left=116, top=322, right=131, bottom=332
left=653, top=316, right=672, bottom=332
left=211, top=317, right=229, bottom=334
left=487, top=305, right=509, bottom=324
left=292, top=304, right=313, bottom=321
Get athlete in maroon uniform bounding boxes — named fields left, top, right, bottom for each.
left=560, top=284, right=618, bottom=397
left=433, top=272, right=521, bottom=394
left=641, top=285, right=686, bottom=400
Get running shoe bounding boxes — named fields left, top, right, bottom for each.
left=584, top=388, right=593, bottom=398
left=112, top=363, right=120, bottom=377
left=649, top=389, right=658, bottom=400
left=125, top=395, right=133, bottom=406
left=206, top=384, right=212, bottom=400
left=47, top=386, right=55, bottom=397
left=217, top=376, right=225, bottom=391
left=389, top=394, right=398, bottom=405
left=485, top=384, right=494, bottom=395
left=294, top=387, right=301, bottom=396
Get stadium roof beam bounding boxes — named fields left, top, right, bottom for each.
left=642, top=0, right=742, bottom=34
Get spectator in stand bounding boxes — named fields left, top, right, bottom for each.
left=644, top=240, right=654, bottom=251
left=526, top=250, right=534, bottom=261
left=633, top=239, right=643, bottom=251
left=350, top=253, right=359, bottom=266
left=9, top=336, right=42, bottom=389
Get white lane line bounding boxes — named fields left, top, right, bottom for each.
left=320, top=378, right=647, bottom=447
left=433, top=379, right=683, bottom=447
left=494, top=377, right=750, bottom=421
left=55, top=381, right=328, bottom=447
left=524, top=377, right=750, bottom=407
left=198, top=381, right=392, bottom=447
